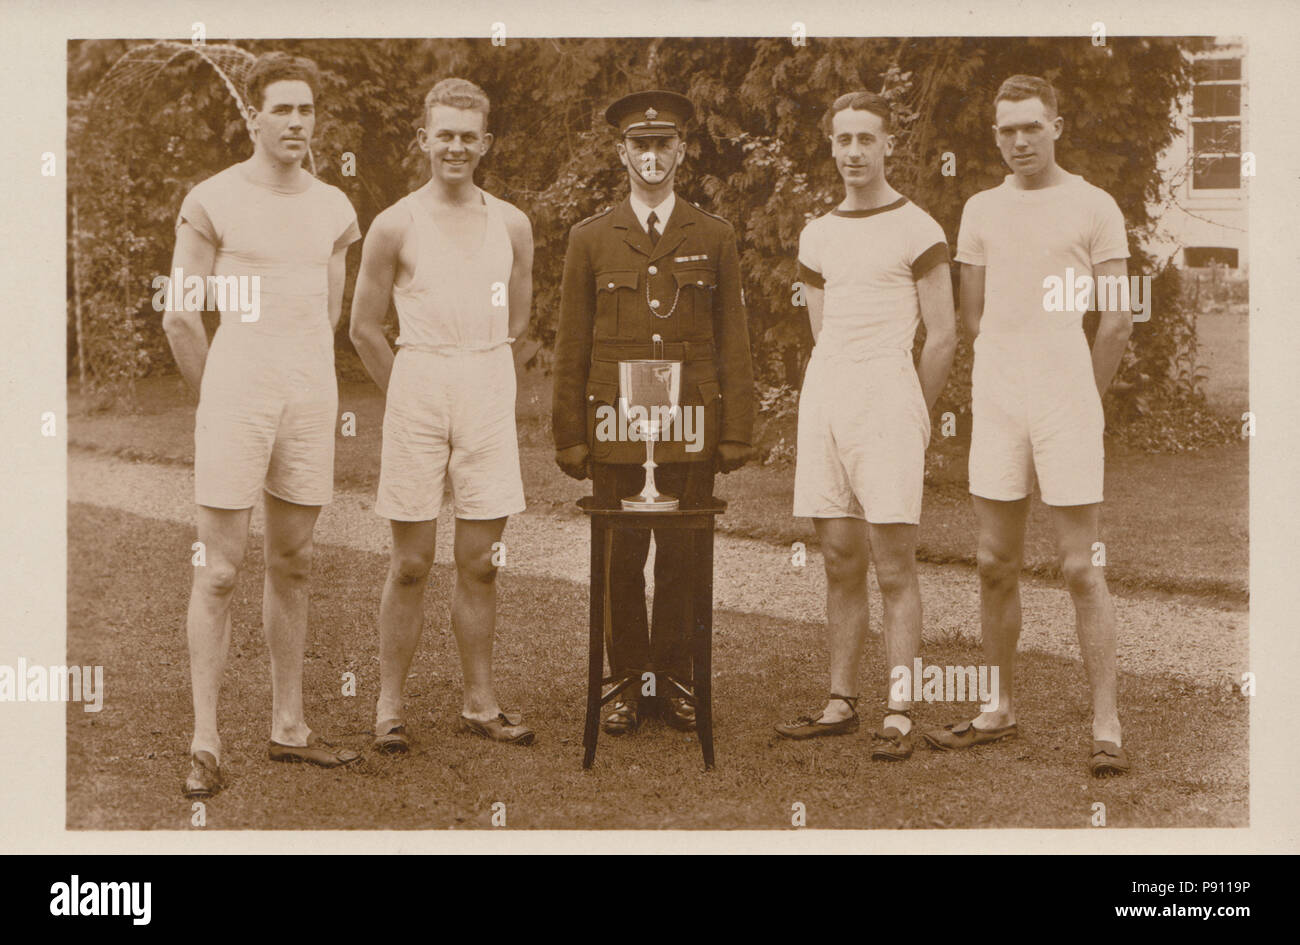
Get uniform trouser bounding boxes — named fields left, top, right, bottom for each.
left=592, top=461, right=716, bottom=685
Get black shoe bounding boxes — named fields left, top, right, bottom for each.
left=602, top=700, right=640, bottom=735
left=663, top=696, right=697, bottom=732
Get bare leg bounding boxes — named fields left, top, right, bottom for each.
left=867, top=522, right=921, bottom=730
left=187, top=505, right=253, bottom=764
left=972, top=495, right=1029, bottom=728
left=813, top=517, right=871, bottom=723
left=262, top=492, right=322, bottom=747
left=375, top=519, right=437, bottom=725
left=1050, top=503, right=1121, bottom=744
left=452, top=517, right=507, bottom=721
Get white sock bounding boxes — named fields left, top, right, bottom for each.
left=883, top=712, right=912, bottom=735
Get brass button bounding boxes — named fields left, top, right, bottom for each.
left=587, top=394, right=595, bottom=402
left=648, top=265, right=658, bottom=275
left=650, top=299, right=660, bottom=309
left=607, top=281, right=615, bottom=289
left=697, top=279, right=704, bottom=285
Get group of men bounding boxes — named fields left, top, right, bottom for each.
left=161, top=50, right=1132, bottom=801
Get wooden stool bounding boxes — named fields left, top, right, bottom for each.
left=578, top=497, right=726, bottom=769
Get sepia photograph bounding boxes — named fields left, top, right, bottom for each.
left=58, top=29, right=1252, bottom=831
left=1, top=0, right=1296, bottom=876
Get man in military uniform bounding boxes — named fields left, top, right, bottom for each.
left=552, top=90, right=755, bottom=736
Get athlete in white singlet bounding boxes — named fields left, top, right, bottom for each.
left=163, top=53, right=363, bottom=800
left=349, top=78, right=535, bottom=751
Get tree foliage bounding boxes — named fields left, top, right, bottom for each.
left=69, top=36, right=1209, bottom=436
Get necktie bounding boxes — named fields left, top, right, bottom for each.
left=646, top=210, right=660, bottom=246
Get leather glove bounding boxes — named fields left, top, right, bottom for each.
left=556, top=443, right=591, bottom=481
left=714, top=440, right=752, bottom=474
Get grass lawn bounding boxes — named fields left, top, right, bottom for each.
left=1196, top=299, right=1249, bottom=413
left=69, top=365, right=1249, bottom=604
left=67, top=502, right=1247, bottom=830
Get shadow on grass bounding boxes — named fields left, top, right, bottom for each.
left=68, top=502, right=1246, bottom=830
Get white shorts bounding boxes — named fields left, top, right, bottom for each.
left=376, top=345, right=525, bottom=522
left=194, top=328, right=337, bottom=509
left=969, top=330, right=1104, bottom=506
left=793, top=350, right=930, bottom=524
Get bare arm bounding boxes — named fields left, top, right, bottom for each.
left=348, top=210, right=402, bottom=395
left=1090, top=257, right=1134, bottom=395
left=327, top=245, right=348, bottom=333
left=915, top=261, right=958, bottom=412
left=958, top=262, right=985, bottom=340
left=805, top=284, right=825, bottom=344
left=504, top=205, right=535, bottom=369
left=161, top=223, right=217, bottom=394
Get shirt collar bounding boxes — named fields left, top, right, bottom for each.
left=629, top=191, right=676, bottom=233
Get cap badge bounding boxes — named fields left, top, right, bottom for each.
left=644, top=107, right=658, bottom=120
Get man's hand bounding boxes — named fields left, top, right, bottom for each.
left=715, top=441, right=752, bottom=474
left=556, top=443, right=591, bottom=481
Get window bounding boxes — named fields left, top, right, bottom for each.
left=1183, top=246, right=1239, bottom=268
left=1191, top=56, right=1243, bottom=190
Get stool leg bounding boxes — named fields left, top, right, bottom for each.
left=693, top=524, right=715, bottom=770
left=583, top=520, right=609, bottom=769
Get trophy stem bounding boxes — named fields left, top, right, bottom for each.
left=643, top=436, right=660, bottom=498
left=621, top=423, right=679, bottom=511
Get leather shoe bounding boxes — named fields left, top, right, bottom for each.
left=774, top=695, right=860, bottom=740
left=663, top=696, right=697, bottom=732
left=182, top=750, right=223, bottom=799
left=870, top=725, right=915, bottom=761
left=268, top=733, right=363, bottom=767
left=459, top=712, right=536, bottom=745
left=602, top=700, right=640, bottom=735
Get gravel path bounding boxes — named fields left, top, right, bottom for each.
left=69, top=449, right=1246, bottom=686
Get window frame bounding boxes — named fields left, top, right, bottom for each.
left=1190, top=53, right=1244, bottom=192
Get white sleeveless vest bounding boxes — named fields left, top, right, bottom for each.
left=392, top=186, right=514, bottom=349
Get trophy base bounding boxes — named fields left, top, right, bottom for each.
left=621, top=494, right=679, bottom=512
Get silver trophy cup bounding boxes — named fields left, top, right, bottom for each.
left=617, top=357, right=682, bottom=511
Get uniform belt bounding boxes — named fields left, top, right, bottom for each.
left=593, top=341, right=715, bottom=362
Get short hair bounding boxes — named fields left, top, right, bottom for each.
left=993, top=75, right=1059, bottom=117
left=424, top=77, right=491, bottom=128
left=245, top=52, right=321, bottom=112
left=822, top=90, right=892, bottom=135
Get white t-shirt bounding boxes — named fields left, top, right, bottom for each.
left=178, top=164, right=361, bottom=336
left=797, top=197, right=949, bottom=357
left=955, top=171, right=1128, bottom=334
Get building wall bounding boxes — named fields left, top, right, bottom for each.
left=1147, top=39, right=1249, bottom=271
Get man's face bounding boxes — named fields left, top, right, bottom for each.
left=993, top=96, right=1062, bottom=178
left=250, top=79, right=315, bottom=167
left=617, top=134, right=684, bottom=186
left=830, top=108, right=893, bottom=188
left=419, top=104, right=492, bottom=184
